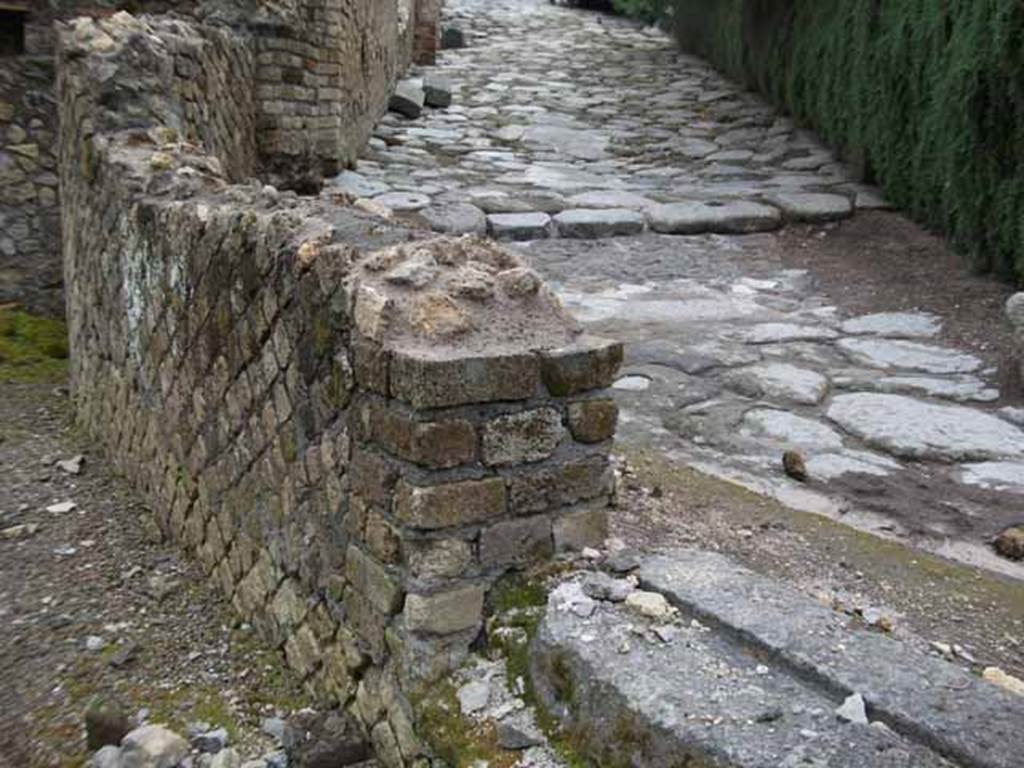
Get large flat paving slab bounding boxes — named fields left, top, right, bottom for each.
left=531, top=551, right=1024, bottom=768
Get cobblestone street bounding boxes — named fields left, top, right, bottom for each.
left=341, top=0, right=1024, bottom=577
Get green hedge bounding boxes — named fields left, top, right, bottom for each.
left=657, top=0, right=1024, bottom=279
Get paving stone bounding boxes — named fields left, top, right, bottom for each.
left=404, top=584, right=485, bottom=635
left=862, top=374, right=998, bottom=403
left=743, top=322, right=839, bottom=344
left=553, top=208, right=645, bottom=238
left=420, top=202, right=487, bottom=235
left=960, top=461, right=1024, bottom=493
left=328, top=170, right=390, bottom=198
left=840, top=312, right=942, bottom=338
left=566, top=190, right=658, bottom=210
left=837, top=338, right=982, bottom=374
left=389, top=80, right=426, bottom=119
left=765, top=192, right=853, bottom=222
left=647, top=200, right=782, bottom=234
left=487, top=212, right=552, bottom=241
left=742, top=408, right=845, bottom=450
left=372, top=191, right=431, bottom=212
left=827, top=393, right=1024, bottom=461
left=724, top=362, right=829, bottom=405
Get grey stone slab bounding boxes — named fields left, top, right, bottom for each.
left=743, top=323, right=839, bottom=344
left=372, top=191, right=431, bottom=212
left=724, top=362, right=829, bottom=405
left=533, top=578, right=955, bottom=768
left=648, top=201, right=783, bottom=235
left=486, top=212, right=552, bottom=241
left=553, top=208, right=645, bottom=239
left=420, top=202, right=487, bottom=235
left=742, top=408, right=845, bottom=450
left=828, top=393, right=1024, bottom=461
left=765, top=193, right=853, bottom=222
left=960, top=461, right=1024, bottom=492
left=638, top=551, right=1024, bottom=768
left=840, top=312, right=942, bottom=339
left=566, top=190, right=658, bottom=210
left=837, top=338, right=982, bottom=374
left=328, top=170, right=390, bottom=198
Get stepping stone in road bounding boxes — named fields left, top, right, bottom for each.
left=423, top=74, right=453, bottom=108
left=724, top=362, right=829, bottom=405
left=827, top=393, right=1024, bottom=461
left=647, top=200, right=782, bottom=235
left=566, top=190, right=658, bottom=210
left=487, top=212, right=552, bottom=241
left=553, top=208, right=645, bottom=239
left=388, top=80, right=425, bottom=119
left=765, top=192, right=853, bottom=222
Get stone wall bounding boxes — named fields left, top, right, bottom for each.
left=59, top=12, right=620, bottom=767
left=0, top=55, right=61, bottom=313
left=5, top=0, right=435, bottom=312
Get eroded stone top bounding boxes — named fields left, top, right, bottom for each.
left=347, top=236, right=583, bottom=357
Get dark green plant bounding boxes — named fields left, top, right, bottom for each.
left=665, top=0, right=1024, bottom=280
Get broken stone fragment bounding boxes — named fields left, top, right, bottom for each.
left=283, top=710, right=370, bottom=768
left=982, top=666, right=1024, bottom=697
left=441, top=25, right=465, bottom=49
left=410, top=292, right=473, bottom=338
left=624, top=590, right=672, bottom=620
left=497, top=266, right=542, bottom=298
left=384, top=251, right=439, bottom=289
left=496, top=722, right=543, bottom=750
left=835, top=693, right=869, bottom=724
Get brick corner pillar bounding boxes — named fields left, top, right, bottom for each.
left=413, top=0, right=442, bottom=65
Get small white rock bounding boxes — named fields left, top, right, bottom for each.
left=835, top=693, right=869, bottom=724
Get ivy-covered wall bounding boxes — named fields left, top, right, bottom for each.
left=661, top=0, right=1024, bottom=279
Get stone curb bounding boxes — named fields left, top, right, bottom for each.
left=638, top=551, right=1024, bottom=768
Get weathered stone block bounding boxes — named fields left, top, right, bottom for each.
left=509, top=455, right=613, bottom=514
left=479, top=515, right=553, bottom=567
left=284, top=623, right=322, bottom=679
left=345, top=545, right=404, bottom=615
left=404, top=584, right=485, bottom=635
left=553, top=505, right=609, bottom=552
left=481, top=407, right=565, bottom=466
left=567, top=399, right=618, bottom=444
left=367, top=403, right=477, bottom=468
left=389, top=350, right=541, bottom=408
left=541, top=336, right=623, bottom=396
left=395, top=477, right=507, bottom=530
left=406, top=538, right=474, bottom=579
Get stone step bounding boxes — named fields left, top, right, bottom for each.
left=531, top=551, right=1024, bottom=768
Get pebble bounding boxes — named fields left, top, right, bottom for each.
left=457, top=680, right=490, bottom=714
left=835, top=693, right=869, bottom=725
left=624, top=590, right=672, bottom=620
left=46, top=500, right=77, bottom=514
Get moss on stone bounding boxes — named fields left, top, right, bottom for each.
left=0, top=308, right=69, bottom=382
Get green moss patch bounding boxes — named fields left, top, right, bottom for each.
left=0, top=307, right=69, bottom=382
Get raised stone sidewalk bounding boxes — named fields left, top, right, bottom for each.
left=532, top=551, right=1024, bottom=768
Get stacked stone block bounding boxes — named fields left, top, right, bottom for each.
left=59, top=11, right=620, bottom=768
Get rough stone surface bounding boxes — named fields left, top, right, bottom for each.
left=481, top=408, right=566, bottom=466
left=837, top=338, right=982, bottom=374
left=725, top=363, right=828, bottom=405
left=840, top=312, right=942, bottom=338
left=766, top=192, right=853, bottom=222
left=487, top=212, right=553, bottom=241
left=120, top=725, right=189, bottom=768
left=553, top=208, right=645, bottom=239
left=828, top=393, right=1024, bottom=461
left=648, top=201, right=782, bottom=234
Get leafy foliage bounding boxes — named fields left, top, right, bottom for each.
left=663, top=0, right=1024, bottom=279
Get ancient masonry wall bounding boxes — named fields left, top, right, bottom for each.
left=5, top=0, right=443, bottom=312
left=59, top=12, right=619, bottom=768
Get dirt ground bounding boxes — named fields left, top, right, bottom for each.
left=0, top=382, right=310, bottom=768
